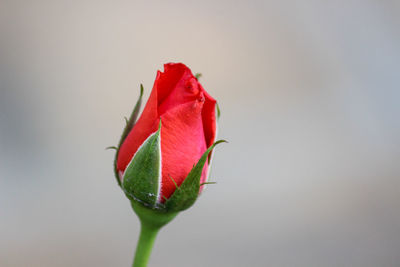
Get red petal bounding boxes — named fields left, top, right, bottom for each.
left=200, top=84, right=217, bottom=148
left=116, top=72, right=160, bottom=174
left=160, top=100, right=208, bottom=201
left=157, top=64, right=201, bottom=115
left=157, top=63, right=191, bottom=108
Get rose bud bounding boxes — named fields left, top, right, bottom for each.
left=112, top=63, right=224, bottom=214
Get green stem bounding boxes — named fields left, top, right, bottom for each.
left=130, top=201, right=179, bottom=267
left=132, top=223, right=159, bottom=267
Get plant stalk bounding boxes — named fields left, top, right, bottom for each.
left=130, top=201, right=178, bottom=267
left=132, top=222, right=160, bottom=267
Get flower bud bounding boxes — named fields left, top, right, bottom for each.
left=113, top=63, right=222, bottom=213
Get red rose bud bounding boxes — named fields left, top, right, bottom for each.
left=113, top=63, right=224, bottom=212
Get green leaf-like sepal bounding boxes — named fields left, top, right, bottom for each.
left=122, top=122, right=162, bottom=208
left=113, top=85, right=144, bottom=186
left=165, top=140, right=226, bottom=212
left=119, top=84, right=144, bottom=147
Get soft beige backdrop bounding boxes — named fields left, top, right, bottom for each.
left=1, top=1, right=400, bottom=266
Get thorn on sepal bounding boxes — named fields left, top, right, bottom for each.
left=200, top=181, right=216, bottom=186
left=106, top=146, right=118, bottom=150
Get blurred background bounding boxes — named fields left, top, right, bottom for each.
left=1, top=0, right=400, bottom=266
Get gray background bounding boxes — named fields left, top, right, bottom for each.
left=1, top=0, right=400, bottom=266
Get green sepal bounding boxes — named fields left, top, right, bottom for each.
left=121, top=84, right=144, bottom=145
left=113, top=84, right=144, bottom=186
left=122, top=122, right=161, bottom=208
left=165, top=140, right=226, bottom=212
